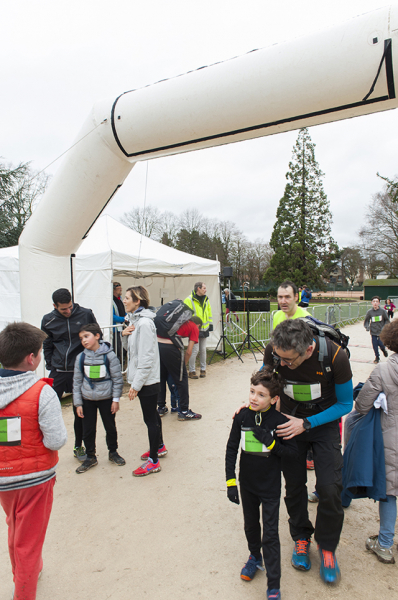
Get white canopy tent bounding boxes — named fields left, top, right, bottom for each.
left=0, top=216, right=222, bottom=347
left=74, top=215, right=222, bottom=347
left=0, top=245, right=20, bottom=332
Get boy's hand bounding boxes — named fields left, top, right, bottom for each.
left=253, top=425, right=274, bottom=448
left=111, top=402, right=119, bottom=414
left=227, top=486, right=240, bottom=505
left=76, top=406, right=84, bottom=418
left=232, top=403, right=249, bottom=418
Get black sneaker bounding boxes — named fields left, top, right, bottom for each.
left=383, top=349, right=389, bottom=358
left=109, top=451, right=126, bottom=466
left=157, top=406, right=169, bottom=417
left=178, top=409, right=202, bottom=421
left=76, top=456, right=98, bottom=474
left=374, top=358, right=380, bottom=364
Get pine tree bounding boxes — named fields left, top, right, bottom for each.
left=265, top=128, right=337, bottom=289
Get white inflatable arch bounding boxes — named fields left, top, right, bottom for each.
left=20, top=4, right=398, bottom=325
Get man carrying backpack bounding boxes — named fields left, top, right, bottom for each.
left=299, top=286, right=312, bottom=308
left=156, top=313, right=202, bottom=421
left=262, top=319, right=353, bottom=586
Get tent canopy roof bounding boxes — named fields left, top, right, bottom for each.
left=75, top=215, right=219, bottom=277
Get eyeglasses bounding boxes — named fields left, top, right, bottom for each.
left=272, top=350, right=301, bottom=366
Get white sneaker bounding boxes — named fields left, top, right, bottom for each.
left=366, top=535, right=395, bottom=564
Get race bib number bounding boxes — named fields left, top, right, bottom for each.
left=372, top=315, right=382, bottom=322
left=241, top=429, right=270, bottom=455
left=84, top=365, right=106, bottom=379
left=284, top=382, right=322, bottom=402
left=0, top=417, right=22, bottom=446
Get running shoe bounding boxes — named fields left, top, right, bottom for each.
left=267, top=590, right=281, bottom=600
left=240, top=554, right=264, bottom=581
left=318, top=546, right=341, bottom=584
left=374, top=358, right=380, bottom=364
left=73, top=446, right=87, bottom=462
left=383, top=349, right=389, bottom=358
left=76, top=456, right=98, bottom=474
left=292, top=539, right=311, bottom=570
left=132, top=459, right=161, bottom=477
left=108, top=451, right=126, bottom=466
left=171, top=407, right=179, bottom=413
left=140, top=444, right=168, bottom=461
left=157, top=406, right=169, bottom=417
left=178, top=409, right=202, bottom=420
left=366, top=535, right=395, bottom=564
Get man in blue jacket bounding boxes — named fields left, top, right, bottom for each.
left=112, top=282, right=126, bottom=360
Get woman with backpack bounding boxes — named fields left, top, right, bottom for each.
left=355, top=318, right=398, bottom=564
left=122, top=286, right=166, bottom=477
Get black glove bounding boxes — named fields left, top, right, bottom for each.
left=253, top=425, right=274, bottom=448
left=209, top=324, right=213, bottom=332
left=227, top=486, right=240, bottom=505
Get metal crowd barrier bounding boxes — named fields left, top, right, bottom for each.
left=101, top=325, right=128, bottom=373
left=223, top=301, right=374, bottom=353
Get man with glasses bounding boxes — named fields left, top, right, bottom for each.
left=262, top=319, right=353, bottom=586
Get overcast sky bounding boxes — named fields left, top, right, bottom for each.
left=2, top=0, right=398, bottom=249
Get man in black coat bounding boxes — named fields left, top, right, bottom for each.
left=41, top=288, right=98, bottom=461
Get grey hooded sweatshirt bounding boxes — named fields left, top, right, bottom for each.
left=0, top=370, right=67, bottom=492
left=122, top=308, right=160, bottom=392
left=73, top=342, right=124, bottom=406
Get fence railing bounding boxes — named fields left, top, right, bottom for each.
left=102, top=325, right=128, bottom=372
left=223, top=301, right=373, bottom=353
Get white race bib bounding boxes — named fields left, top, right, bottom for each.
left=284, top=382, right=322, bottom=402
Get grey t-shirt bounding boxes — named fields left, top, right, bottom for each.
left=364, top=307, right=389, bottom=336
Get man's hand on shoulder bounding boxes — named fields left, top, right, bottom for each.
left=232, top=403, right=249, bottom=418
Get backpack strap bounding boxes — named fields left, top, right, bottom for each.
left=317, top=334, right=333, bottom=383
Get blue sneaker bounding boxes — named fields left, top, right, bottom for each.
left=267, top=590, right=281, bottom=600
left=240, top=554, right=264, bottom=581
left=292, top=539, right=311, bottom=570
left=171, top=407, right=179, bottom=413
left=318, top=547, right=341, bottom=584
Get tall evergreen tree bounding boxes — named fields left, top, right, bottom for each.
left=265, top=128, right=337, bottom=288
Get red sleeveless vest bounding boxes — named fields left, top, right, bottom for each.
left=0, top=378, right=58, bottom=477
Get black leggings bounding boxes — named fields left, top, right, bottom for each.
left=138, top=391, right=164, bottom=462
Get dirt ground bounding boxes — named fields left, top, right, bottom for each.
left=1, top=322, right=397, bottom=600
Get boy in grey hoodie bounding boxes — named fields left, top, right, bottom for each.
left=73, top=323, right=125, bottom=474
left=0, top=322, right=67, bottom=600
left=364, top=296, right=390, bottom=363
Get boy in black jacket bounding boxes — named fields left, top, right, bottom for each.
left=225, top=369, right=297, bottom=600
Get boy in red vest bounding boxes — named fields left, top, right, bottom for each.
left=0, top=322, right=67, bottom=600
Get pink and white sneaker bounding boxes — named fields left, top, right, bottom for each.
left=132, top=459, right=161, bottom=477
left=140, top=444, right=168, bottom=461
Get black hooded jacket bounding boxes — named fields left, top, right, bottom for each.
left=41, top=304, right=97, bottom=372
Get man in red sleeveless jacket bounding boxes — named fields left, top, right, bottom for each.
left=0, top=322, right=67, bottom=600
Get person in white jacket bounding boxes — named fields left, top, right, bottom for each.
left=122, top=286, right=166, bottom=476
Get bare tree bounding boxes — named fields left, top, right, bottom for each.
left=122, top=205, right=162, bottom=239
left=0, top=160, right=50, bottom=247
left=359, top=191, right=398, bottom=276
left=340, top=246, right=364, bottom=286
